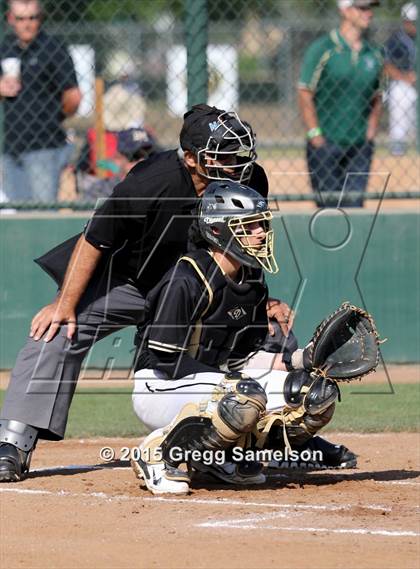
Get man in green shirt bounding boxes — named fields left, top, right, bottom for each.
left=298, top=0, right=384, bottom=207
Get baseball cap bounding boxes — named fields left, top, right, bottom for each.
left=401, top=2, right=417, bottom=21
left=337, top=0, right=380, bottom=8
left=116, top=127, right=155, bottom=159
left=180, top=104, right=248, bottom=152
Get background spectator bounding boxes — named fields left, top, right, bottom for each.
left=75, top=50, right=148, bottom=186
left=103, top=50, right=147, bottom=131
left=385, top=2, right=417, bottom=156
left=0, top=0, right=81, bottom=202
left=79, top=126, right=158, bottom=201
left=298, top=0, right=383, bottom=208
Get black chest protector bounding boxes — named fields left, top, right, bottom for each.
left=181, top=250, right=269, bottom=368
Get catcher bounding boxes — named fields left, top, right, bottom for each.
left=131, top=180, right=380, bottom=495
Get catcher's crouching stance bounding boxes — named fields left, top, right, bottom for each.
left=133, top=374, right=268, bottom=495
left=131, top=181, right=380, bottom=494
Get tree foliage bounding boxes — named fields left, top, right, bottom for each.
left=40, top=0, right=402, bottom=23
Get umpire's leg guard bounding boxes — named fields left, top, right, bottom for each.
left=0, top=420, right=38, bottom=482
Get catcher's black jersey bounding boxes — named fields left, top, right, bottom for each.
left=83, top=150, right=269, bottom=292
left=135, top=249, right=269, bottom=379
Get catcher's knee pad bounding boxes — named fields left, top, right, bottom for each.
left=149, top=377, right=267, bottom=468
left=212, top=378, right=267, bottom=440
left=284, top=370, right=339, bottom=415
left=256, top=371, right=339, bottom=449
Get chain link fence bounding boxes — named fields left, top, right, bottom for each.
left=0, top=0, right=418, bottom=206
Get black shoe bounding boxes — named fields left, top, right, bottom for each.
left=191, top=459, right=266, bottom=485
left=0, top=443, right=31, bottom=482
left=302, top=436, right=357, bottom=468
left=268, top=436, right=357, bottom=471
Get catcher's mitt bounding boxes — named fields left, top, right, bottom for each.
left=303, top=302, right=381, bottom=382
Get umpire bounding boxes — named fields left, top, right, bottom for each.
left=0, top=104, right=290, bottom=482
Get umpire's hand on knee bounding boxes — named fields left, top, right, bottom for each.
left=30, top=300, right=77, bottom=342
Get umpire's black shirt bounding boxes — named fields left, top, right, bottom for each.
left=0, top=30, right=78, bottom=155
left=84, top=150, right=268, bottom=294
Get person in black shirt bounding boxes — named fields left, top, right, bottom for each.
left=0, top=0, right=81, bottom=202
left=131, top=182, right=352, bottom=495
left=0, top=104, right=294, bottom=482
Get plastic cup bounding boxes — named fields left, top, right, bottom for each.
left=1, top=57, right=21, bottom=79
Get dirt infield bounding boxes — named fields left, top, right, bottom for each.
left=258, top=153, right=420, bottom=212
left=1, top=433, right=419, bottom=569
left=261, top=153, right=420, bottom=195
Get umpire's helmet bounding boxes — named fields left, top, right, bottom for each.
left=180, top=104, right=256, bottom=184
left=198, top=180, right=278, bottom=273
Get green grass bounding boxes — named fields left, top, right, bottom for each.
left=0, top=384, right=418, bottom=438
left=66, top=388, right=149, bottom=438
left=325, top=383, right=420, bottom=433
left=0, top=388, right=147, bottom=439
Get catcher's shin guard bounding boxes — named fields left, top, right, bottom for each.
left=142, top=377, right=267, bottom=470
left=0, top=420, right=38, bottom=482
left=257, top=370, right=339, bottom=449
left=162, top=377, right=267, bottom=467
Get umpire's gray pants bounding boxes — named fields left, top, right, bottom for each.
left=0, top=278, right=145, bottom=440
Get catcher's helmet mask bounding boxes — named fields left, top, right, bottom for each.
left=180, top=105, right=257, bottom=184
left=198, top=180, right=278, bottom=274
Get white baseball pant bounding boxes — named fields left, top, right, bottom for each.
left=132, top=351, right=288, bottom=431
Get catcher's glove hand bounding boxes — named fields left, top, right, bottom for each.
left=301, top=302, right=381, bottom=382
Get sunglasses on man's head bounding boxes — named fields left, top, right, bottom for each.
left=14, top=14, right=41, bottom=21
